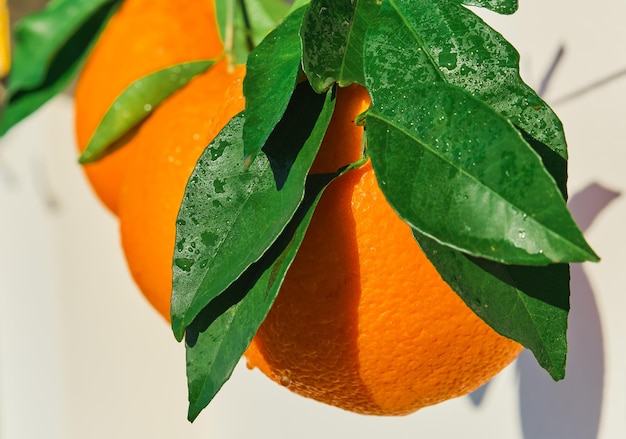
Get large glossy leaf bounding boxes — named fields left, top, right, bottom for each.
left=171, top=83, right=335, bottom=340
left=365, top=0, right=565, bottom=159
left=243, top=6, right=306, bottom=164
left=301, top=0, right=380, bottom=92
left=185, top=171, right=340, bottom=421
left=414, top=231, right=569, bottom=380
left=0, top=0, right=122, bottom=135
left=215, top=0, right=291, bottom=65
left=79, top=60, right=214, bottom=164
left=460, top=0, right=518, bottom=15
left=366, top=82, right=598, bottom=265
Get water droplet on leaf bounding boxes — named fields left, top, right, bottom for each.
left=175, top=258, right=195, bottom=272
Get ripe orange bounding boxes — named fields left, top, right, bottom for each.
left=244, top=85, right=523, bottom=415
left=118, top=59, right=245, bottom=320
left=70, top=0, right=522, bottom=418
left=74, top=0, right=223, bottom=214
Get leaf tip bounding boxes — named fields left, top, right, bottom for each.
left=549, top=366, right=566, bottom=382
left=172, top=319, right=186, bottom=343
left=187, top=406, right=201, bottom=423
left=77, top=150, right=93, bottom=165
left=578, top=239, right=600, bottom=263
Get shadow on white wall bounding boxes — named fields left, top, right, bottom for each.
left=516, top=183, right=619, bottom=439
left=469, top=183, right=618, bottom=438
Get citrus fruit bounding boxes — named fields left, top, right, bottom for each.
left=118, top=59, right=246, bottom=320
left=244, top=85, right=523, bottom=415
left=74, top=0, right=223, bottom=214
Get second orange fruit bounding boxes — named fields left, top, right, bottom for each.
left=74, top=0, right=223, bottom=214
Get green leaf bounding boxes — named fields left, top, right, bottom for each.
left=365, top=0, right=565, bottom=159
left=459, top=0, right=518, bottom=15
left=171, top=83, right=336, bottom=340
left=301, top=0, right=380, bottom=92
left=243, top=6, right=306, bottom=164
left=185, top=171, right=340, bottom=421
left=1, top=0, right=122, bottom=135
left=366, top=82, right=598, bottom=265
left=414, top=231, right=569, bottom=380
left=215, top=0, right=291, bottom=65
left=78, top=60, right=214, bottom=164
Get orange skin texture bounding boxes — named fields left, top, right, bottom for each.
left=74, top=0, right=223, bottom=214
left=244, top=85, right=523, bottom=415
left=118, top=60, right=245, bottom=320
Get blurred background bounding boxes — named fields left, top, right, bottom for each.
left=1, top=0, right=625, bottom=438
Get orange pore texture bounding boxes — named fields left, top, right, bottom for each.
left=118, top=60, right=245, bottom=320
left=74, top=0, right=223, bottom=214
left=245, top=85, right=522, bottom=416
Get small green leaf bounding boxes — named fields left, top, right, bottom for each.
left=301, top=0, right=380, bottom=92
left=171, top=83, right=336, bottom=340
left=1, top=0, right=122, bottom=135
left=365, top=0, right=565, bottom=159
left=414, top=231, right=569, bottom=380
left=366, top=82, right=598, bottom=265
left=243, top=6, right=306, bottom=163
left=459, top=0, right=518, bottom=15
left=185, top=171, right=340, bottom=421
left=78, top=60, right=214, bottom=164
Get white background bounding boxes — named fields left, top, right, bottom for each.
left=1, top=0, right=625, bottom=437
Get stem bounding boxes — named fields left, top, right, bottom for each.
left=224, top=0, right=235, bottom=67
left=237, top=0, right=255, bottom=53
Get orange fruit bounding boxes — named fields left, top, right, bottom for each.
left=244, top=85, right=523, bottom=415
left=70, top=0, right=521, bottom=418
left=74, top=0, right=223, bottom=214
left=118, top=59, right=245, bottom=320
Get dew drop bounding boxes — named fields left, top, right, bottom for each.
left=143, top=103, right=152, bottom=112
left=518, top=230, right=526, bottom=239
left=279, top=371, right=292, bottom=387
left=174, top=258, right=195, bottom=272
left=201, top=231, right=218, bottom=247
left=213, top=178, right=226, bottom=194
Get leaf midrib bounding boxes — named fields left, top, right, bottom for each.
left=369, top=111, right=584, bottom=261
